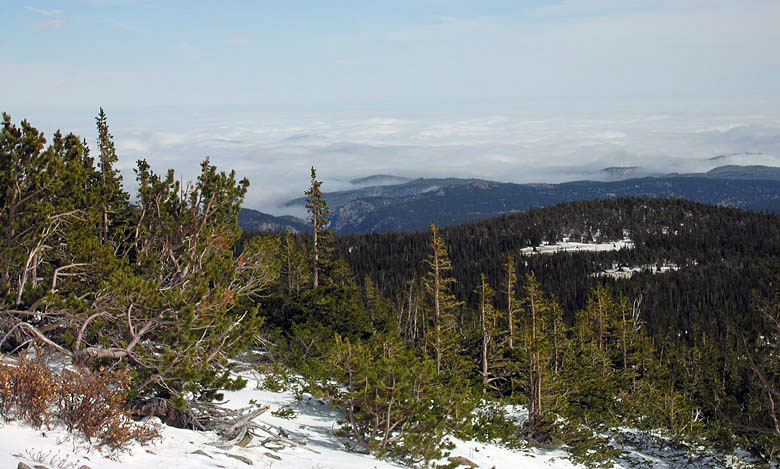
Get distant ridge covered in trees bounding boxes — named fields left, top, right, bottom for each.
left=333, top=197, right=780, bottom=342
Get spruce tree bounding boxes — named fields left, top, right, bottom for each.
left=476, top=273, right=504, bottom=393
left=521, top=273, right=551, bottom=428
left=305, top=167, right=331, bottom=289
left=423, top=223, right=461, bottom=374
left=504, top=254, right=519, bottom=350
left=94, top=108, right=128, bottom=247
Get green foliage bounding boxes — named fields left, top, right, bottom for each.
left=423, top=223, right=465, bottom=375
left=312, top=334, right=476, bottom=464
left=457, top=403, right=525, bottom=449
left=305, top=166, right=333, bottom=289
left=271, top=405, right=296, bottom=419
left=0, top=112, right=277, bottom=425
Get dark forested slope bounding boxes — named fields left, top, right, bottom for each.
left=335, top=197, right=780, bottom=343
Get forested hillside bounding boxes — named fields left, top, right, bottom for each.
left=3, top=111, right=780, bottom=467
left=335, top=198, right=780, bottom=341
left=247, top=196, right=780, bottom=465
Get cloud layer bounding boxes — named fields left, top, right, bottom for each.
left=16, top=103, right=778, bottom=216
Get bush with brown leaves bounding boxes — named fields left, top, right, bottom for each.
left=0, top=353, right=58, bottom=428
left=0, top=353, right=159, bottom=451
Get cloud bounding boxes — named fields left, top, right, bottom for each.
left=32, top=105, right=765, bottom=215
left=25, top=6, right=63, bottom=16
left=25, top=5, right=67, bottom=28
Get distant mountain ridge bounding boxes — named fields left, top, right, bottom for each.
left=284, top=177, right=491, bottom=210
left=328, top=176, right=780, bottom=233
left=673, top=165, right=780, bottom=180
left=238, top=165, right=780, bottom=234
left=237, top=208, right=310, bottom=233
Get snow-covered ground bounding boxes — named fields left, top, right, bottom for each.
left=0, top=368, right=759, bottom=469
left=0, top=370, right=578, bottom=469
left=519, top=239, right=635, bottom=256
left=593, top=262, right=680, bottom=279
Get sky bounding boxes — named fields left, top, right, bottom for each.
left=3, top=0, right=780, bottom=214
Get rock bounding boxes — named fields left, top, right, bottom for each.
left=34, top=465, right=48, bottom=469
left=190, top=449, right=213, bottom=459
left=225, top=453, right=253, bottom=465
left=264, top=452, right=281, bottom=461
left=78, top=466, right=92, bottom=469
left=17, top=463, right=33, bottom=469
left=448, top=456, right=479, bottom=468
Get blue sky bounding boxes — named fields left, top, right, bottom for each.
left=5, top=0, right=779, bottom=109
left=3, top=1, right=780, bottom=213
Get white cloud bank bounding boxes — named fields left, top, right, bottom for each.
left=12, top=102, right=780, bottom=216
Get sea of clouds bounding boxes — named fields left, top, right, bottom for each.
left=14, top=100, right=780, bottom=216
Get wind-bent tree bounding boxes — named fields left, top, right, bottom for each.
left=1, top=114, right=73, bottom=306
left=305, top=167, right=331, bottom=289
left=0, top=112, right=278, bottom=426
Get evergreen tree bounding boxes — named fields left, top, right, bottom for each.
left=423, top=223, right=462, bottom=375
left=94, top=108, right=128, bottom=247
left=476, top=273, right=504, bottom=393
left=504, top=254, right=519, bottom=350
left=279, top=231, right=310, bottom=297
left=520, top=273, right=551, bottom=429
left=305, top=167, right=331, bottom=288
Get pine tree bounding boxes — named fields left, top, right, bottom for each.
left=423, top=223, right=461, bottom=375
left=504, top=254, right=519, bottom=350
left=476, top=273, right=504, bottom=393
left=305, top=167, right=331, bottom=289
left=521, top=273, right=550, bottom=428
left=279, top=231, right=310, bottom=297
left=94, top=108, right=128, bottom=247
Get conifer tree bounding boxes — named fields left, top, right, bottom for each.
left=423, top=223, right=461, bottom=374
left=94, top=108, right=128, bottom=247
left=504, top=254, right=519, bottom=350
left=477, top=273, right=504, bottom=393
left=279, top=231, right=310, bottom=296
left=305, top=167, right=331, bottom=289
left=521, top=273, right=551, bottom=428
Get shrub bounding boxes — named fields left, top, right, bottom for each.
left=58, top=369, right=159, bottom=451
left=271, top=405, right=296, bottom=419
left=0, top=353, right=58, bottom=428
left=0, top=353, right=159, bottom=452
left=314, top=334, right=476, bottom=464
